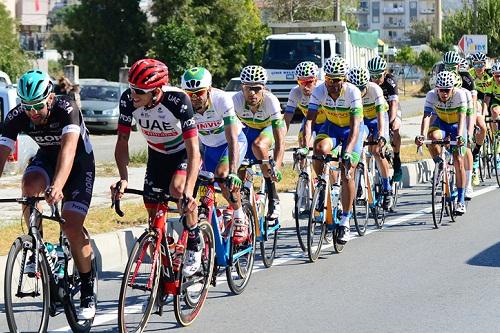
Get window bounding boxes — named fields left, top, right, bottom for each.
left=324, top=40, right=331, bottom=59
left=0, top=97, right=4, bottom=135
left=410, top=1, right=417, bottom=21
left=372, top=1, right=380, bottom=23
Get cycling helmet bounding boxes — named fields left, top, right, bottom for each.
left=458, top=58, right=469, bottom=72
left=492, top=62, right=500, bottom=74
left=128, top=58, right=169, bottom=89
left=470, top=52, right=487, bottom=63
left=435, top=71, right=456, bottom=89
left=17, top=69, right=53, bottom=103
left=295, top=61, right=319, bottom=78
left=367, top=56, right=387, bottom=73
left=240, top=65, right=267, bottom=85
left=347, top=67, right=370, bottom=88
left=443, top=51, right=461, bottom=65
left=181, top=67, right=212, bottom=90
left=324, top=56, right=348, bottom=77
left=453, top=72, right=463, bottom=88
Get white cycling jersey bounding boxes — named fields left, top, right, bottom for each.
left=194, top=88, right=242, bottom=147
left=232, top=90, right=283, bottom=129
left=361, top=82, right=388, bottom=120
left=424, top=88, right=467, bottom=124
left=285, top=81, right=327, bottom=124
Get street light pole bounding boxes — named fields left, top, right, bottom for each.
left=435, top=0, right=442, bottom=40
left=473, top=0, right=478, bottom=34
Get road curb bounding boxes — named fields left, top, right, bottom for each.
left=401, top=159, right=434, bottom=188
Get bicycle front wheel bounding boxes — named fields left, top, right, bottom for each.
left=257, top=194, right=278, bottom=268
left=352, top=167, right=369, bottom=236
left=431, top=166, right=445, bottom=228
left=307, top=182, right=327, bottom=262
left=5, top=235, right=50, bottom=333
left=174, top=220, right=215, bottom=326
left=493, top=135, right=500, bottom=187
left=118, top=232, right=160, bottom=333
left=294, top=174, right=311, bottom=251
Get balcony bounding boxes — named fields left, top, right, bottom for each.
left=383, top=23, right=406, bottom=29
left=355, top=7, right=369, bottom=14
left=420, top=8, right=435, bottom=14
left=383, top=7, right=404, bottom=14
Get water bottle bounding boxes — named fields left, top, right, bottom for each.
left=55, top=245, right=65, bottom=279
left=222, top=208, right=233, bottom=238
left=330, top=183, right=340, bottom=208
left=45, top=242, right=57, bottom=267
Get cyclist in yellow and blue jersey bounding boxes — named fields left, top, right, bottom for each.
left=232, top=65, right=286, bottom=220
left=347, top=66, right=393, bottom=210
left=483, top=62, right=500, bottom=169
left=303, top=56, right=364, bottom=244
left=416, top=71, right=468, bottom=215
left=284, top=61, right=325, bottom=149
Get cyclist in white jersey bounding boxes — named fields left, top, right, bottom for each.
left=181, top=67, right=249, bottom=244
left=347, top=67, right=393, bottom=209
left=416, top=71, right=468, bottom=214
left=232, top=65, right=286, bottom=220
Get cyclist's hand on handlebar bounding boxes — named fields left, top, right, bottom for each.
left=297, top=147, right=309, bottom=156
left=45, top=185, right=63, bottom=205
left=456, top=135, right=466, bottom=146
left=269, top=167, right=282, bottom=183
left=378, top=136, right=387, bottom=147
left=180, top=193, right=197, bottom=214
left=111, top=180, right=128, bottom=201
left=227, top=173, right=242, bottom=191
left=415, top=135, right=425, bottom=146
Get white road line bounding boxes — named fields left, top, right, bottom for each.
left=50, top=185, right=498, bottom=331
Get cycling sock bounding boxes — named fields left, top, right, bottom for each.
left=472, top=144, right=481, bottom=157
left=466, top=170, right=472, bottom=188
left=187, top=226, right=201, bottom=251
left=382, top=177, right=391, bottom=191
left=265, top=177, right=279, bottom=200
left=393, top=152, right=401, bottom=170
left=79, top=270, right=93, bottom=297
left=340, top=211, right=351, bottom=227
left=457, top=188, right=465, bottom=203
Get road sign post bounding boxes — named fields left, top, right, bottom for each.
left=458, top=35, right=488, bottom=55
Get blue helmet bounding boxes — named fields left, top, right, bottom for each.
left=17, top=70, right=53, bottom=103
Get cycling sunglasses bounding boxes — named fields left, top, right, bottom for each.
left=437, top=88, right=452, bottom=94
left=324, top=76, right=344, bottom=85
left=21, top=100, right=46, bottom=112
left=243, top=85, right=264, bottom=93
left=369, top=72, right=384, bottom=79
left=473, top=62, right=485, bottom=69
left=297, top=78, right=316, bottom=86
left=129, top=84, right=155, bottom=95
left=185, top=88, right=208, bottom=98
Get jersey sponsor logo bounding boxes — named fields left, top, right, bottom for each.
left=120, top=99, right=128, bottom=108
left=168, top=94, right=181, bottom=105
left=139, top=118, right=178, bottom=132
left=50, top=122, right=60, bottom=128
left=85, top=171, right=93, bottom=195
left=7, top=108, right=23, bottom=120
left=120, top=114, right=133, bottom=123
left=142, top=129, right=179, bottom=137
left=34, top=135, right=62, bottom=143
left=180, top=104, right=188, bottom=113
left=71, top=189, right=80, bottom=199
left=197, top=120, right=222, bottom=129
left=183, top=118, right=195, bottom=128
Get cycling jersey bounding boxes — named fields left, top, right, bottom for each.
left=284, top=82, right=326, bottom=124
left=380, top=73, right=399, bottom=102
left=469, top=69, right=493, bottom=100
left=308, top=82, right=363, bottom=128
left=232, top=90, right=283, bottom=129
left=118, top=87, right=197, bottom=155
left=194, top=88, right=242, bottom=147
left=458, top=72, right=476, bottom=95
left=484, top=79, right=500, bottom=107
left=424, top=88, right=467, bottom=124
left=362, top=82, right=387, bottom=120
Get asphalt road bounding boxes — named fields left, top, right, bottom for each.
left=2, top=179, right=498, bottom=332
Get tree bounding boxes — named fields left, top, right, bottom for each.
left=0, top=3, right=30, bottom=80
left=151, top=0, right=269, bottom=87
left=415, top=49, right=441, bottom=92
left=263, top=0, right=359, bottom=29
left=54, top=0, right=150, bottom=80
left=442, top=0, right=500, bottom=56
left=405, top=20, right=431, bottom=45
left=395, top=46, right=417, bottom=96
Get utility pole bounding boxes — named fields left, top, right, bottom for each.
left=333, top=0, right=340, bottom=22
left=435, top=0, right=442, bottom=40
left=473, top=0, right=478, bottom=34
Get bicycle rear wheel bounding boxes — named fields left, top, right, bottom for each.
left=5, top=235, right=50, bottom=333
left=257, top=194, right=278, bottom=268
left=294, top=173, right=311, bottom=252
left=493, top=135, right=500, bottom=187
left=307, top=182, right=327, bottom=262
left=118, top=232, right=160, bottom=333
left=174, top=220, right=215, bottom=326
left=226, top=202, right=256, bottom=295
left=352, top=166, right=368, bottom=236
left=390, top=180, right=401, bottom=212
left=431, top=165, right=445, bottom=228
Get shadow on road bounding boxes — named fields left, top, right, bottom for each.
left=466, top=242, right=500, bottom=268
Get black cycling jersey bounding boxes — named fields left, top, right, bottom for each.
left=459, top=72, right=475, bottom=92
left=380, top=73, right=398, bottom=102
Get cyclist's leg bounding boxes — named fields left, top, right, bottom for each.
left=312, top=121, right=334, bottom=176
left=465, top=112, right=475, bottom=198
left=491, top=103, right=500, bottom=132
left=390, top=110, right=402, bottom=180
left=427, top=117, right=445, bottom=162
left=473, top=103, right=486, bottom=184
left=21, top=152, right=51, bottom=227
left=450, top=125, right=467, bottom=212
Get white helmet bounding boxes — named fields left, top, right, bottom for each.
left=295, top=61, right=319, bottom=78
left=347, top=67, right=370, bottom=88
left=324, top=57, right=348, bottom=77
left=492, top=62, right=500, bottom=74
left=240, top=65, right=267, bottom=85
left=435, top=71, right=455, bottom=89
left=181, top=67, right=212, bottom=90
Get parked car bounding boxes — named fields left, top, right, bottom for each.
left=79, top=79, right=127, bottom=132
left=224, top=77, right=241, bottom=97
left=0, top=70, right=12, bottom=86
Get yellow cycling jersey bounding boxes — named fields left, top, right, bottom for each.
left=232, top=90, right=283, bottom=129
left=309, top=82, right=363, bottom=128
left=469, top=68, right=493, bottom=94
left=361, top=82, right=388, bottom=120
left=424, top=88, right=467, bottom=124
left=286, top=84, right=327, bottom=124
left=484, top=79, right=500, bottom=101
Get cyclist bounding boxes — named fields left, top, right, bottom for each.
left=483, top=62, right=500, bottom=168
left=442, top=51, right=477, bottom=199
left=232, top=65, right=285, bottom=220
left=469, top=52, right=492, bottom=183
left=347, top=66, right=393, bottom=210
left=113, top=59, right=202, bottom=276
left=0, top=69, right=96, bottom=319
left=367, top=56, right=403, bottom=183
left=284, top=61, right=325, bottom=149
left=415, top=71, right=468, bottom=215
left=181, top=67, right=249, bottom=243
left=303, top=56, right=364, bottom=244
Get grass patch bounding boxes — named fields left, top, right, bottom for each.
left=95, top=162, right=120, bottom=177
left=129, top=149, right=148, bottom=166
left=399, top=144, right=431, bottom=163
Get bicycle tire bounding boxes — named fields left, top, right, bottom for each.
left=294, top=174, right=311, bottom=252
left=485, top=134, right=493, bottom=179
left=5, top=235, right=50, bottom=333
left=352, top=167, right=369, bottom=236
left=431, top=165, right=445, bottom=228
left=257, top=192, right=278, bottom=268
left=118, top=232, right=160, bottom=333
left=174, top=220, right=215, bottom=326
left=307, top=182, right=327, bottom=262
left=332, top=218, right=345, bottom=253
left=390, top=180, right=401, bottom=212
left=493, top=135, right=500, bottom=188
left=226, top=202, right=256, bottom=295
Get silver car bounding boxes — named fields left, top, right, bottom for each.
left=80, top=79, right=127, bottom=132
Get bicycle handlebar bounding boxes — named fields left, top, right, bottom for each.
left=0, top=196, right=65, bottom=224
left=311, top=154, right=340, bottom=163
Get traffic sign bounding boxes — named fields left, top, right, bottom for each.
left=458, top=35, right=488, bottom=54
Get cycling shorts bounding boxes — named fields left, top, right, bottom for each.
left=202, top=132, right=248, bottom=173
left=25, top=150, right=95, bottom=216
left=143, top=148, right=187, bottom=206
left=242, top=125, right=274, bottom=161
left=364, top=113, right=389, bottom=139
left=428, top=118, right=467, bottom=154
left=315, top=121, right=364, bottom=164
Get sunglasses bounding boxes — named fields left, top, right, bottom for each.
left=21, top=100, right=46, bottom=112
left=437, top=88, right=452, bottom=93
left=473, top=62, right=485, bottom=69
left=185, top=88, right=208, bottom=98
left=369, top=72, right=384, bottom=79
left=325, top=76, right=344, bottom=85
left=243, top=85, right=264, bottom=93
left=297, top=78, right=316, bottom=86
left=444, top=64, right=458, bottom=70
left=129, top=84, right=155, bottom=95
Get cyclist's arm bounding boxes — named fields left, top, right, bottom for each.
left=183, top=135, right=201, bottom=198
left=376, top=107, right=385, bottom=139
left=303, top=105, right=318, bottom=148
left=272, top=119, right=286, bottom=168
left=52, top=132, right=79, bottom=190
left=224, top=116, right=240, bottom=174
left=0, top=144, right=11, bottom=176
left=385, top=76, right=399, bottom=125
left=284, top=89, right=299, bottom=132
left=420, top=92, right=434, bottom=138
left=346, top=113, right=362, bottom=153
left=388, top=100, right=399, bottom=125
left=283, top=106, right=294, bottom=132
left=115, top=90, right=133, bottom=182
left=0, top=107, right=23, bottom=177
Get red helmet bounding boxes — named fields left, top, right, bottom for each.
left=128, top=59, right=169, bottom=89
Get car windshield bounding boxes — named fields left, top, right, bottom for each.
left=262, top=39, right=322, bottom=69
left=80, top=85, right=120, bottom=102
left=225, top=79, right=241, bottom=91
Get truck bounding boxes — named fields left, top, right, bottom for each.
left=261, top=21, right=379, bottom=108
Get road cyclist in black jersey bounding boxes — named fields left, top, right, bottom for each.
left=0, top=69, right=97, bottom=320
left=112, top=59, right=203, bottom=277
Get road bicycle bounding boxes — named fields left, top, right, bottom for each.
left=482, top=117, right=500, bottom=187
left=195, top=171, right=256, bottom=295
left=238, top=158, right=280, bottom=268
left=115, top=186, right=214, bottom=329
left=292, top=147, right=314, bottom=251
left=2, top=196, right=98, bottom=333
